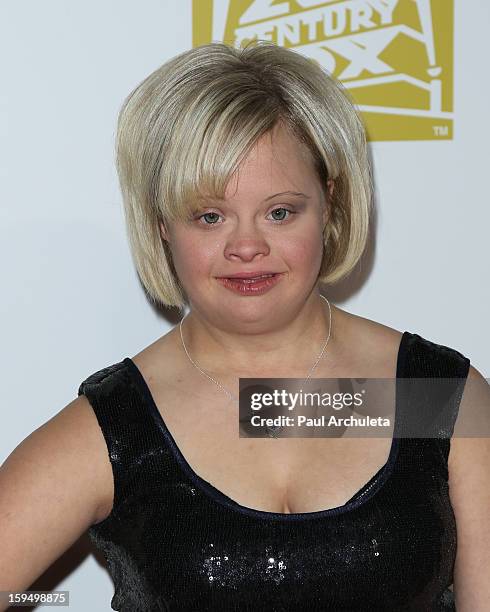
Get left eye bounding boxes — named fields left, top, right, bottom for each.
left=269, top=207, right=295, bottom=222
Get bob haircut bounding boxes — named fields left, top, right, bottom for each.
left=116, top=41, right=373, bottom=311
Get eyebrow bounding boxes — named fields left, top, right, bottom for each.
left=197, top=191, right=311, bottom=208
left=263, top=191, right=311, bottom=202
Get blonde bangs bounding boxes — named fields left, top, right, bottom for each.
left=159, top=92, right=282, bottom=225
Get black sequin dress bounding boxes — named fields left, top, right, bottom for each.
left=78, top=331, right=470, bottom=611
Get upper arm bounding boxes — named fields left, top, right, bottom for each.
left=0, top=395, right=114, bottom=597
left=448, top=365, right=490, bottom=611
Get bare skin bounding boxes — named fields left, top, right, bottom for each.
left=95, top=303, right=404, bottom=519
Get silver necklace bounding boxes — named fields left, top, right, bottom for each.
left=179, top=295, right=332, bottom=438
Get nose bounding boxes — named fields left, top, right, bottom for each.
left=223, top=222, right=271, bottom=262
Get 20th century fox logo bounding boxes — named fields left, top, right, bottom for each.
left=193, top=0, right=453, bottom=141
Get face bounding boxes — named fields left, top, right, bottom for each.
left=159, top=123, right=334, bottom=329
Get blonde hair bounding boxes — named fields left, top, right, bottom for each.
left=116, top=41, right=373, bottom=310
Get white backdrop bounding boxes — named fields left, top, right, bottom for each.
left=1, top=1, right=488, bottom=609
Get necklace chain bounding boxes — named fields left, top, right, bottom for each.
left=179, top=295, right=332, bottom=437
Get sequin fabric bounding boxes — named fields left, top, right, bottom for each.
left=78, top=331, right=470, bottom=611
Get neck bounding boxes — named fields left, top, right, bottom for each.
left=178, top=292, right=339, bottom=378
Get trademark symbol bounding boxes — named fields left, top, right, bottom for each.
left=433, top=125, right=449, bottom=136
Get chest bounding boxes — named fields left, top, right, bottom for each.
left=149, top=375, right=395, bottom=514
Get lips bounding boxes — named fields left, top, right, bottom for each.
left=216, top=273, right=283, bottom=295
left=226, top=274, right=276, bottom=281
left=219, top=271, right=280, bottom=280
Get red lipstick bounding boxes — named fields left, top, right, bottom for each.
left=216, top=273, right=284, bottom=295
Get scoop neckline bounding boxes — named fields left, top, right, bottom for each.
left=123, top=330, right=410, bottom=522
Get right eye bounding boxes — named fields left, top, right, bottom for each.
left=196, top=211, right=222, bottom=226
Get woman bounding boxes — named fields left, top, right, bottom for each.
left=0, top=41, right=488, bottom=612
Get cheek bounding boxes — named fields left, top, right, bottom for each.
left=279, top=232, right=324, bottom=269
left=170, top=237, right=220, bottom=279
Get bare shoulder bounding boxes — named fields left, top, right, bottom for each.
left=3, top=395, right=113, bottom=524
left=448, top=364, right=490, bottom=471
left=446, top=364, right=490, bottom=607
left=332, top=305, right=404, bottom=375
left=334, top=304, right=404, bottom=346
left=130, top=325, right=184, bottom=385
left=0, top=394, right=112, bottom=592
